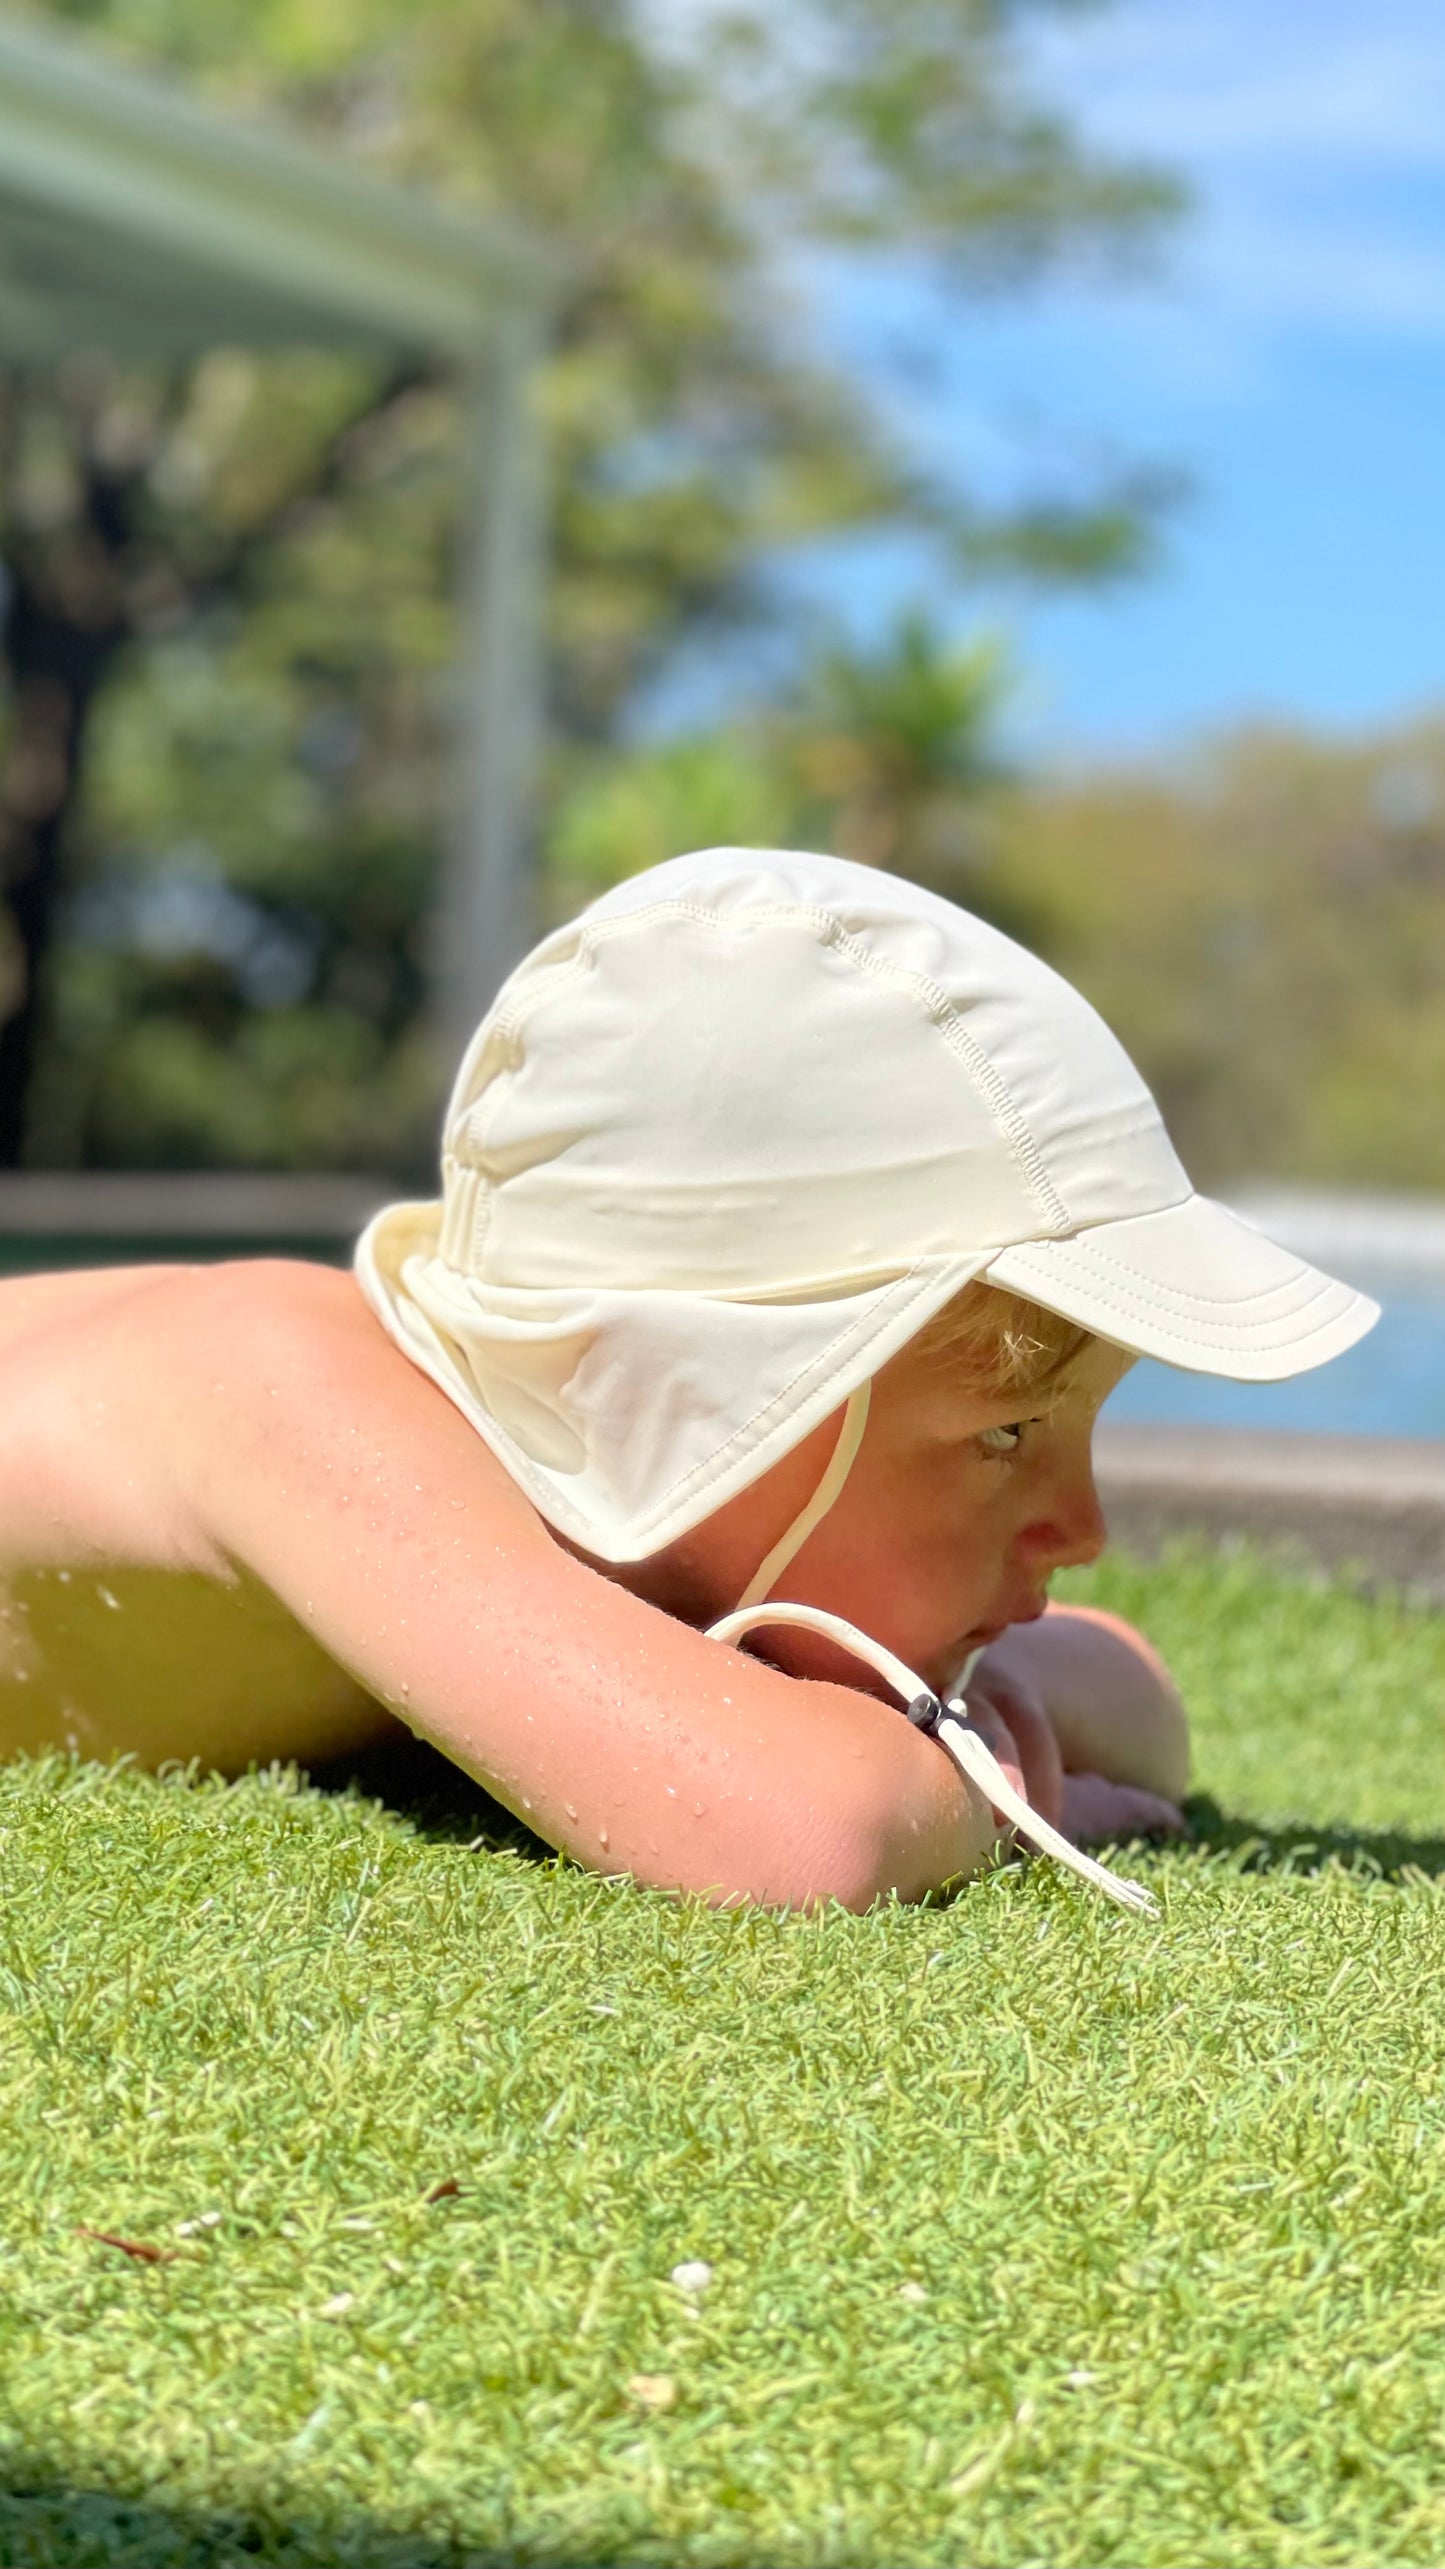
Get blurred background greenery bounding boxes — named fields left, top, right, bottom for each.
left=2, top=0, right=1440, bottom=1196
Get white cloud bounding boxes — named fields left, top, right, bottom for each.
left=1028, top=0, right=1445, bottom=344
left=1195, top=213, right=1445, bottom=336
left=1037, top=3, right=1445, bottom=171
left=648, top=0, right=1445, bottom=350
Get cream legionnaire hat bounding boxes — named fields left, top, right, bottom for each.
left=356, top=845, right=1378, bottom=1563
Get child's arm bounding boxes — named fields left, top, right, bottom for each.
left=168, top=1263, right=1003, bottom=1911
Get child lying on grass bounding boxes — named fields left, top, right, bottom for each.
left=0, top=848, right=1376, bottom=1909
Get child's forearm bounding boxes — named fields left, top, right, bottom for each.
left=470, top=1661, right=1004, bottom=1914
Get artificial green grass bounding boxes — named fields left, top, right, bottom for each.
left=3, top=1544, right=1445, bottom=2569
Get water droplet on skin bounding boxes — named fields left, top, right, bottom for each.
left=400, top=1680, right=410, bottom=1700
left=598, top=1826, right=610, bottom=1849
left=564, top=1802, right=578, bottom=1820
left=692, top=1803, right=706, bottom=1817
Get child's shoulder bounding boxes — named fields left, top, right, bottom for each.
left=0, top=1255, right=371, bottom=1401
left=0, top=1255, right=528, bottom=1569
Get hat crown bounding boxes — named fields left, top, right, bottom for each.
left=437, top=846, right=1189, bottom=1295
left=357, top=846, right=1375, bottom=1561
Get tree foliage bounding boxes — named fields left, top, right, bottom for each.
left=981, top=716, right=1445, bottom=1191
left=0, top=0, right=1181, bottom=1170
left=546, top=613, right=1048, bottom=955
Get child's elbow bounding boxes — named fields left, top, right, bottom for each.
left=725, top=1735, right=992, bottom=1915
left=768, top=1812, right=907, bottom=1915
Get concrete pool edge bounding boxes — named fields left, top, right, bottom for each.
left=1095, top=1423, right=1445, bottom=1604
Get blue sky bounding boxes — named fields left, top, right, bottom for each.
left=658, top=0, right=1445, bottom=764
left=852, top=0, right=1445, bottom=759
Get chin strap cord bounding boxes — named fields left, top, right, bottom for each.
left=732, top=1382, right=872, bottom=1613
left=704, top=1599, right=1158, bottom=1917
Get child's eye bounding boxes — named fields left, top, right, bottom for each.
left=977, top=1420, right=1029, bottom=1458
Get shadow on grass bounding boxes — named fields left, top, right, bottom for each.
left=0, top=2473, right=656, bottom=2569
left=299, top=1744, right=1445, bottom=1891
left=302, top=1729, right=556, bottom=1860
left=0, top=2476, right=398, bottom=2569
left=1182, top=1792, right=1445, bottom=1883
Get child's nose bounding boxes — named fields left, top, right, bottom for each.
left=1020, top=1460, right=1108, bottom=1575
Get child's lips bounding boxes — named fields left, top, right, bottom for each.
left=932, top=1601, right=1047, bottom=1686
left=965, top=1599, right=1048, bottom=1647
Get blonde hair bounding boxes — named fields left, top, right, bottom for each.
left=906, top=1278, right=1102, bottom=1407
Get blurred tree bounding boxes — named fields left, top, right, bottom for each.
left=982, top=716, right=1445, bottom=1190
left=547, top=611, right=1051, bottom=951
left=0, top=0, right=1181, bottom=1170
left=781, top=614, right=1013, bottom=893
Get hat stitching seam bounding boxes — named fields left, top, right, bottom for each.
left=376, top=1240, right=976, bottom=1548
left=578, top=1258, right=983, bottom=1540
left=1002, top=1228, right=1334, bottom=1311
left=997, top=1241, right=1348, bottom=1335
left=470, top=897, right=1073, bottom=1239
left=639, top=1273, right=924, bottom=1514
left=803, top=908, right=1074, bottom=1237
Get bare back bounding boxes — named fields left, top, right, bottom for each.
left=0, top=1262, right=407, bottom=1771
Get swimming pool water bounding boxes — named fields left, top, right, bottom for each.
left=1105, top=1289, right=1445, bottom=1440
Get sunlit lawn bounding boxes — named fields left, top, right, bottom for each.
left=2, top=1542, right=1445, bottom=2568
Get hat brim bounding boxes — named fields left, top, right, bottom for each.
left=983, top=1192, right=1379, bottom=1382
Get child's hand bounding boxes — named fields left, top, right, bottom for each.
left=1061, top=1772, right=1185, bottom=1845
left=966, top=1648, right=1184, bottom=1846
left=961, top=1662, right=1065, bottom=1831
